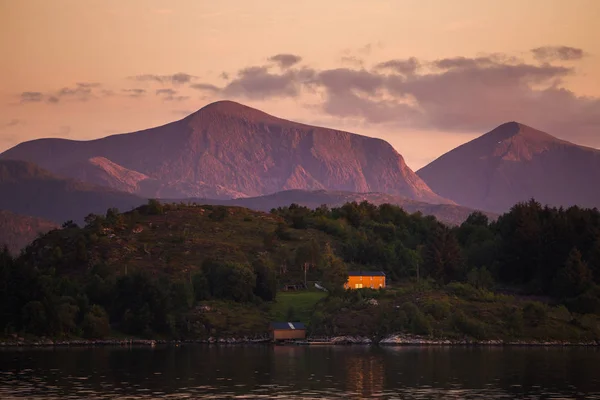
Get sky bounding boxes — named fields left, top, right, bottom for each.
left=1, top=0, right=599, bottom=170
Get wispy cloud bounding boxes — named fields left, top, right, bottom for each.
left=122, top=88, right=146, bottom=98
left=18, top=83, right=103, bottom=104
left=155, top=88, right=189, bottom=101
left=20, top=92, right=43, bottom=103
left=531, top=46, right=586, bottom=62
left=128, top=73, right=197, bottom=85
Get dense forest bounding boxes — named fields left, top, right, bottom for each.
left=1, top=199, right=599, bottom=341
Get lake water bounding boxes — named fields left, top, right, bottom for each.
left=1, top=345, right=599, bottom=399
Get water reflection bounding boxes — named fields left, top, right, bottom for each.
left=345, top=351, right=385, bottom=398
left=0, top=345, right=599, bottom=399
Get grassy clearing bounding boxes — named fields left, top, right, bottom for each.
left=270, top=290, right=327, bottom=324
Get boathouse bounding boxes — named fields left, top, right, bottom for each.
left=344, top=271, right=386, bottom=289
left=269, top=322, right=306, bottom=341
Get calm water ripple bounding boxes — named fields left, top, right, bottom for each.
left=0, top=345, right=599, bottom=399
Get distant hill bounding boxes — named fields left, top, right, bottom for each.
left=175, top=189, right=497, bottom=226
left=417, top=122, right=600, bottom=213
left=0, top=209, right=58, bottom=255
left=0, top=100, right=451, bottom=204
left=0, top=160, right=145, bottom=224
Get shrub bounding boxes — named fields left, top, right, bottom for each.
left=147, top=199, right=164, bottom=215
left=504, top=306, right=524, bottom=335
left=423, top=299, right=451, bottom=320
left=400, top=302, right=432, bottom=336
left=82, top=305, right=111, bottom=339
left=565, top=285, right=600, bottom=315
left=446, top=282, right=480, bottom=300
left=551, top=305, right=572, bottom=322
left=452, top=309, right=488, bottom=340
left=523, top=301, right=548, bottom=327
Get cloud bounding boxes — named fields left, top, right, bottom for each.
left=190, top=83, right=221, bottom=93
left=195, top=47, right=600, bottom=143
left=155, top=88, right=189, bottom=101
left=20, top=92, right=43, bottom=103
left=193, top=65, right=315, bottom=100
left=18, top=83, right=103, bottom=104
left=375, top=57, right=420, bottom=75
left=54, top=85, right=94, bottom=102
left=122, top=88, right=146, bottom=98
left=268, top=54, right=302, bottom=69
left=156, top=88, right=177, bottom=96
left=129, top=73, right=196, bottom=85
left=340, top=56, right=365, bottom=68
left=531, top=46, right=585, bottom=62
left=76, top=82, right=102, bottom=88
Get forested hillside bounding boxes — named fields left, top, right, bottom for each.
left=1, top=199, right=599, bottom=342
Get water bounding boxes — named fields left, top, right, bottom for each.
left=1, top=345, right=599, bottom=399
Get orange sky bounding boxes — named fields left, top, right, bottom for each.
left=1, top=0, right=599, bottom=169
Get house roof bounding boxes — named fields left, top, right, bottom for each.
left=348, top=271, right=386, bottom=277
left=270, top=322, right=306, bottom=330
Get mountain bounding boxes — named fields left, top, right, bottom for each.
left=0, top=160, right=146, bottom=224
left=417, top=122, right=600, bottom=213
left=177, top=189, right=497, bottom=226
left=0, top=100, right=451, bottom=204
left=0, top=210, right=58, bottom=254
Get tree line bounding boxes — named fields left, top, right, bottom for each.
left=1, top=198, right=599, bottom=339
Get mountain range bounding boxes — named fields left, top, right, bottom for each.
left=0, top=100, right=449, bottom=205
left=417, top=122, right=600, bottom=213
left=0, top=160, right=488, bottom=227
left=1, top=101, right=598, bottom=252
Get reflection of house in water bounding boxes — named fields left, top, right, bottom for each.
left=345, top=354, right=385, bottom=398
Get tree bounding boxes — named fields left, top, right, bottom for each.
left=294, top=239, right=321, bottom=287
left=191, top=271, right=210, bottom=301
left=170, top=280, right=194, bottom=311
left=253, top=254, right=277, bottom=302
left=147, top=199, right=164, bottom=215
left=553, top=248, right=593, bottom=298
left=82, top=305, right=110, bottom=339
left=422, top=226, right=464, bottom=283
left=320, top=243, right=348, bottom=294
left=22, top=301, right=48, bottom=336
left=225, top=263, right=257, bottom=302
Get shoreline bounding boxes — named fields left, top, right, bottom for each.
left=1, top=334, right=598, bottom=348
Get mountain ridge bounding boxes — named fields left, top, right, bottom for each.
left=0, top=159, right=145, bottom=225
left=0, top=100, right=451, bottom=204
left=172, top=189, right=498, bottom=226
left=417, top=122, right=600, bottom=213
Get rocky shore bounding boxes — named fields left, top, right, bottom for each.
left=1, top=333, right=598, bottom=347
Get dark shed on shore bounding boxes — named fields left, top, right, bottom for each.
left=269, top=322, right=306, bottom=341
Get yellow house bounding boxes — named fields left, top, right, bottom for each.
left=344, top=271, right=386, bottom=289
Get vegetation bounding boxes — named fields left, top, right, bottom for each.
left=1, top=198, right=599, bottom=342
